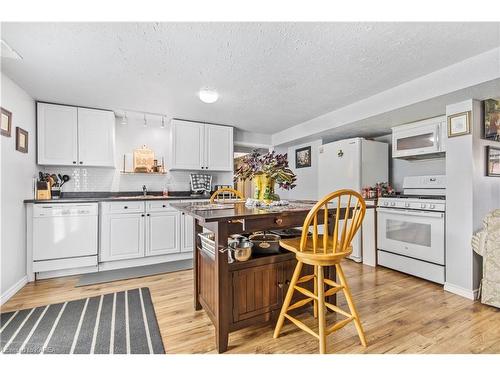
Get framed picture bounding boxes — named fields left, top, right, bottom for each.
left=448, top=111, right=471, bottom=138
left=1, top=107, right=12, bottom=137
left=295, top=146, right=311, bottom=168
left=15, top=127, right=28, bottom=153
left=484, top=99, right=500, bottom=141
left=487, top=146, right=500, bottom=177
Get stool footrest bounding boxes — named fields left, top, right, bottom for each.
left=287, top=297, right=314, bottom=312
left=284, top=314, right=319, bottom=339
left=325, top=302, right=352, bottom=318
left=324, top=278, right=341, bottom=288
left=294, top=285, right=317, bottom=300
left=326, top=317, right=355, bottom=335
left=297, top=274, right=315, bottom=284
left=324, top=286, right=343, bottom=297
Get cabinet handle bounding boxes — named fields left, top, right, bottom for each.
left=275, top=218, right=283, bottom=225
left=141, top=214, right=145, bottom=217
left=278, top=282, right=284, bottom=289
left=162, top=205, right=166, bottom=208
left=285, top=280, right=290, bottom=285
left=147, top=214, right=150, bottom=216
left=124, top=206, right=128, bottom=209
left=79, top=161, right=83, bottom=164
left=73, top=161, right=76, bottom=164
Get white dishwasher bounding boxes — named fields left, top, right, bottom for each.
left=32, top=203, right=98, bottom=273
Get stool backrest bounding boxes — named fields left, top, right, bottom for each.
left=210, top=188, right=244, bottom=203
left=300, top=189, right=366, bottom=254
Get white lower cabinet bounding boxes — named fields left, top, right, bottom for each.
left=180, top=213, right=194, bottom=253
left=100, top=213, right=145, bottom=262
left=146, top=211, right=180, bottom=256
left=100, top=200, right=190, bottom=264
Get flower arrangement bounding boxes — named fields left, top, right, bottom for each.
left=234, top=150, right=297, bottom=190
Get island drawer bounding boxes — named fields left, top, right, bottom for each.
left=242, top=214, right=305, bottom=232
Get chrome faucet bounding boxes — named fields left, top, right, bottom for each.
left=142, top=185, right=147, bottom=196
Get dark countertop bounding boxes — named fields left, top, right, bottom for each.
left=24, top=191, right=212, bottom=204
left=171, top=199, right=376, bottom=223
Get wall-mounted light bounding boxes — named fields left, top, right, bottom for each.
left=198, top=88, right=219, bottom=104
left=121, top=111, right=128, bottom=125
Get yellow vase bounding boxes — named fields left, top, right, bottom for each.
left=253, top=174, right=275, bottom=203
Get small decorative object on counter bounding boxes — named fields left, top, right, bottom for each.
left=234, top=150, right=297, bottom=203
left=363, top=182, right=394, bottom=198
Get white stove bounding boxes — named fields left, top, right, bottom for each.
left=376, top=175, right=446, bottom=284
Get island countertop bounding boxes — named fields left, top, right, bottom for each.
left=170, top=199, right=376, bottom=223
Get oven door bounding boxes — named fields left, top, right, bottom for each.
left=377, top=207, right=445, bottom=265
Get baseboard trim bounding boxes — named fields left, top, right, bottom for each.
left=444, top=282, right=479, bottom=300
left=1, top=276, right=28, bottom=306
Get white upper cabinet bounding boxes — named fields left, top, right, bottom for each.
left=391, top=116, right=446, bottom=159
left=171, top=119, right=205, bottom=170
left=37, top=103, right=79, bottom=165
left=205, top=124, right=233, bottom=171
left=77, top=108, right=115, bottom=167
left=170, top=119, right=233, bottom=171
left=37, top=102, right=115, bottom=167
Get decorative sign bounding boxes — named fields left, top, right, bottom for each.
left=133, top=145, right=155, bottom=173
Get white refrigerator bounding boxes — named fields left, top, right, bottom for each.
left=318, top=137, right=388, bottom=262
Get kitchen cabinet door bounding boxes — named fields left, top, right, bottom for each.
left=100, top=213, right=145, bottom=262
left=232, top=263, right=282, bottom=323
left=77, top=108, right=115, bottom=167
left=170, top=119, right=204, bottom=170
left=146, top=211, right=180, bottom=257
left=205, top=124, right=233, bottom=171
left=180, top=212, right=194, bottom=253
left=37, top=103, right=78, bottom=165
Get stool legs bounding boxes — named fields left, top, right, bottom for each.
left=313, top=265, right=318, bottom=318
left=317, top=265, right=326, bottom=354
left=336, top=264, right=367, bottom=347
left=273, top=261, right=303, bottom=339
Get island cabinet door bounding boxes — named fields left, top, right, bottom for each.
left=232, top=263, right=282, bottom=323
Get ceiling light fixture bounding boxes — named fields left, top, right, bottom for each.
left=121, top=111, right=128, bottom=125
left=161, top=116, right=165, bottom=129
left=198, top=88, right=219, bottom=104
left=143, top=113, right=147, bottom=128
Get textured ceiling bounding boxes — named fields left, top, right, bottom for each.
left=1, top=22, right=500, bottom=134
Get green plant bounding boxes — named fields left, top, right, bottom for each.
left=234, top=150, right=297, bottom=190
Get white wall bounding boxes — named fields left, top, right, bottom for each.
left=445, top=99, right=500, bottom=299
left=374, top=134, right=446, bottom=191
left=1, top=73, right=37, bottom=301
left=43, top=117, right=233, bottom=193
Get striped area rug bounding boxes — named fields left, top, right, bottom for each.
left=0, top=288, right=165, bottom=354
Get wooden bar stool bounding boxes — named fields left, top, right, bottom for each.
left=209, top=187, right=245, bottom=203
left=273, top=189, right=367, bottom=354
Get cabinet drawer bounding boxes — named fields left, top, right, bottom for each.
left=146, top=200, right=181, bottom=212
left=102, top=201, right=145, bottom=214
left=242, top=214, right=305, bottom=232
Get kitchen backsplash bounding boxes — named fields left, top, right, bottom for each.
left=40, top=166, right=233, bottom=192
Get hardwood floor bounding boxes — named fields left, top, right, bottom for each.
left=2, top=261, right=499, bottom=354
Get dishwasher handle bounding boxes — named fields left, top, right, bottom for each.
left=33, top=203, right=98, bottom=217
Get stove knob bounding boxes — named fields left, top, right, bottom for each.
left=421, top=203, right=427, bottom=209
left=405, top=203, right=410, bottom=208
left=430, top=204, right=436, bottom=209
left=383, top=202, right=389, bottom=206
left=390, top=202, right=396, bottom=206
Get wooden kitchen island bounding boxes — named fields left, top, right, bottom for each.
left=171, top=200, right=344, bottom=353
